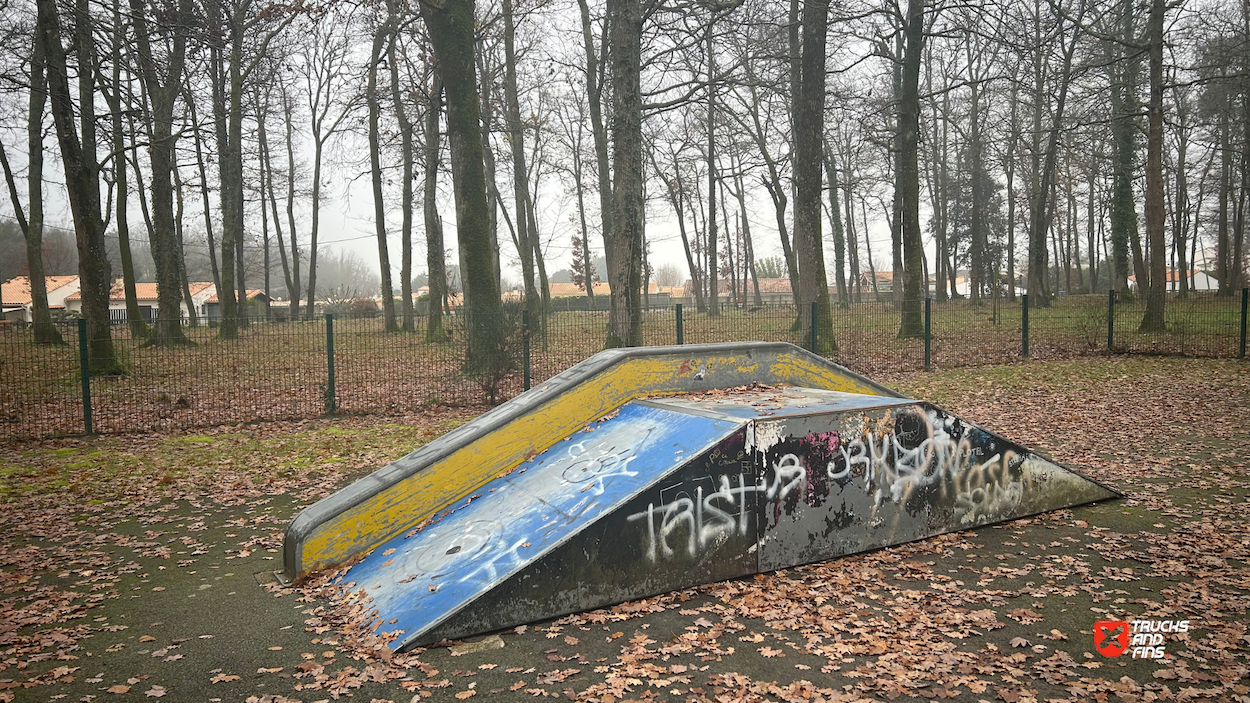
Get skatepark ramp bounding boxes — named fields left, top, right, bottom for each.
left=283, top=343, right=1118, bottom=651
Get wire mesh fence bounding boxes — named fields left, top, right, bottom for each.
left=0, top=289, right=1245, bottom=440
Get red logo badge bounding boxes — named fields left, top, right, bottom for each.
left=1095, top=620, right=1129, bottom=657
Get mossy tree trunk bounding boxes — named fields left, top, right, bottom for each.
left=418, top=0, right=503, bottom=364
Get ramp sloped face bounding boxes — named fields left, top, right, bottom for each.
left=350, top=387, right=1118, bottom=650
left=343, top=403, right=744, bottom=651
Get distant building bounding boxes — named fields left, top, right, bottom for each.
left=548, top=282, right=613, bottom=298
left=65, top=280, right=217, bottom=323
left=1, top=275, right=81, bottom=322
left=1128, top=270, right=1219, bottom=292
left=204, top=289, right=272, bottom=322
left=681, top=278, right=794, bottom=305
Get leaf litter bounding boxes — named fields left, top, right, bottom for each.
left=2, top=358, right=1247, bottom=702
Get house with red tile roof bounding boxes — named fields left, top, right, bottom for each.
left=64, top=280, right=217, bottom=324
left=1, top=276, right=81, bottom=322
left=203, top=289, right=273, bottom=321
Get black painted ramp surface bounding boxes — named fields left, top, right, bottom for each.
left=346, top=386, right=1119, bottom=650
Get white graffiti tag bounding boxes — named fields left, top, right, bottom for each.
left=830, top=408, right=1020, bottom=518
left=628, top=454, right=808, bottom=562
left=630, top=407, right=1029, bottom=562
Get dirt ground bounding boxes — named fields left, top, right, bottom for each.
left=1, top=356, right=1247, bottom=703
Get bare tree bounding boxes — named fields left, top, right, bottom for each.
left=604, top=0, right=644, bottom=347
left=896, top=0, right=926, bottom=337
left=365, top=6, right=398, bottom=331
left=295, top=9, right=353, bottom=320
left=203, top=0, right=294, bottom=337
left=0, top=30, right=62, bottom=344
left=419, top=0, right=503, bottom=364
left=793, top=0, right=836, bottom=352
left=1139, top=0, right=1168, bottom=331
left=105, top=0, right=148, bottom=339
left=130, top=0, right=194, bottom=344
left=36, top=0, right=121, bottom=371
left=386, top=0, right=417, bottom=333
left=422, top=59, right=449, bottom=342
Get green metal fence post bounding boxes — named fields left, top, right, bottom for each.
left=924, top=297, right=931, bottom=371
left=810, top=301, right=819, bottom=354
left=1107, top=289, right=1115, bottom=351
left=325, top=313, right=336, bottom=413
left=77, top=317, right=92, bottom=435
left=1240, top=288, right=1248, bottom=359
left=1021, top=294, right=1030, bottom=359
left=522, top=309, right=531, bottom=391
left=675, top=303, right=684, bottom=345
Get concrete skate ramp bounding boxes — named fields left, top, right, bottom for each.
left=340, top=384, right=1118, bottom=651
left=284, top=343, right=897, bottom=578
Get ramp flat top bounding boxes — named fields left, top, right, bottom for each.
left=346, top=402, right=742, bottom=650
left=645, top=385, right=913, bottom=421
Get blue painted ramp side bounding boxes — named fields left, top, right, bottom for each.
left=344, top=403, right=742, bottom=650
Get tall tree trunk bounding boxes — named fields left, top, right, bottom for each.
left=968, top=79, right=985, bottom=304
left=577, top=0, right=613, bottom=304
left=503, top=0, right=541, bottom=322
left=650, top=153, right=705, bottom=313
left=423, top=64, right=448, bottom=342
left=173, top=159, right=198, bottom=326
left=841, top=149, right=861, bottom=303
left=573, top=126, right=595, bottom=307
left=897, top=0, right=926, bottom=337
left=604, top=0, right=643, bottom=347
left=720, top=179, right=736, bottom=305
left=1140, top=0, right=1167, bottom=333
left=890, top=30, right=904, bottom=309
left=367, top=15, right=399, bottom=331
left=1027, top=0, right=1082, bottom=306
left=1004, top=80, right=1019, bottom=300
left=281, top=83, right=302, bottom=318
left=259, top=86, right=295, bottom=308
left=130, top=0, right=192, bottom=344
left=793, top=0, right=837, bottom=352
left=304, top=133, right=325, bottom=319
left=1087, top=155, right=1099, bottom=292
left=386, top=5, right=416, bottom=333
left=206, top=0, right=239, bottom=337
left=705, top=21, right=719, bottom=316
left=734, top=168, right=763, bottom=306
left=1173, top=95, right=1189, bottom=298
left=109, top=2, right=149, bottom=339
left=1110, top=0, right=1141, bottom=298
left=525, top=164, right=551, bottom=315
left=742, top=79, right=799, bottom=300
left=187, top=92, right=223, bottom=298
left=37, top=0, right=121, bottom=372
left=476, top=45, right=502, bottom=288
left=823, top=141, right=848, bottom=306
left=1217, top=93, right=1231, bottom=294
left=1, top=37, right=61, bottom=344
left=418, top=0, right=503, bottom=365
